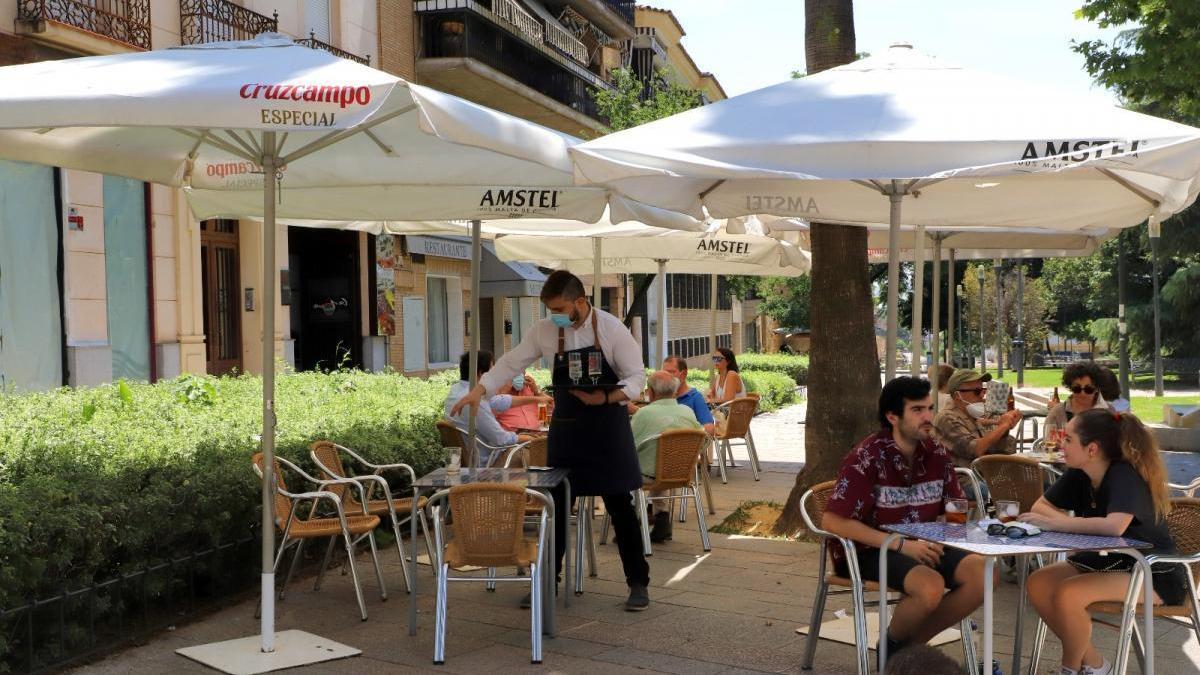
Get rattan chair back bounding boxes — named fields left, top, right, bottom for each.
left=447, top=483, right=528, bottom=568
left=524, top=436, right=548, bottom=467
left=309, top=440, right=359, bottom=507
left=720, top=397, right=757, bottom=439
left=1167, top=497, right=1200, bottom=584
left=648, top=429, right=708, bottom=490
left=252, top=452, right=294, bottom=532
left=972, top=454, right=1045, bottom=512
left=803, top=480, right=837, bottom=533
left=437, top=419, right=465, bottom=449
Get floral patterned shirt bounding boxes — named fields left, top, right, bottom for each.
left=824, top=430, right=964, bottom=565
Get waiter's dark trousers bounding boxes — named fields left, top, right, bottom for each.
left=550, top=484, right=649, bottom=587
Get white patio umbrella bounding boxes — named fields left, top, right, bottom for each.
left=491, top=216, right=810, bottom=363
left=0, top=34, right=694, bottom=671
left=569, top=43, right=1200, bottom=392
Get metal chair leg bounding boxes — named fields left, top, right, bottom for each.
left=693, top=486, right=711, bottom=551
left=699, top=461, right=716, bottom=514
left=530, top=560, right=542, bottom=664
left=433, top=562, right=448, bottom=664
left=1131, top=618, right=1147, bottom=674
left=390, top=515, right=414, bottom=593
left=343, top=531, right=369, bottom=621
left=717, top=440, right=729, bottom=484
left=599, top=510, right=610, bottom=546
left=746, top=430, right=761, bottom=481
left=800, top=560, right=829, bottom=670
left=959, top=618, right=977, bottom=675
left=636, top=490, right=653, bottom=556
left=850, top=579, right=871, bottom=675
left=486, top=567, right=497, bottom=592
left=314, top=535, right=337, bottom=591
left=585, top=497, right=598, bottom=577
left=281, top=539, right=306, bottom=600
left=366, top=532, right=388, bottom=601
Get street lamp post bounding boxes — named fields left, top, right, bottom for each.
left=957, top=283, right=964, bottom=367
left=1015, top=260, right=1025, bottom=388
left=977, top=267, right=986, bottom=373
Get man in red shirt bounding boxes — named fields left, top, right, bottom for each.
left=823, top=377, right=993, bottom=659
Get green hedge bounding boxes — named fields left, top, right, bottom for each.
left=0, top=371, right=448, bottom=615
left=736, top=353, right=809, bottom=386
left=527, top=367, right=799, bottom=413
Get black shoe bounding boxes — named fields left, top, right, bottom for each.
left=650, top=511, right=673, bottom=543
left=520, top=583, right=559, bottom=609
left=625, top=584, right=650, bottom=611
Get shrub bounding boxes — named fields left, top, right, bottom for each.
left=0, top=371, right=448, bottom=614
left=682, top=369, right=798, bottom=413
left=737, top=353, right=809, bottom=385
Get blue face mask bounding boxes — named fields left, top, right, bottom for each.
left=549, top=313, right=572, bottom=328
left=511, top=375, right=526, bottom=390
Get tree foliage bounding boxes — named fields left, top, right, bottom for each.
left=960, top=262, right=1055, bottom=365
left=590, top=67, right=705, bottom=133
left=1075, top=1, right=1200, bottom=120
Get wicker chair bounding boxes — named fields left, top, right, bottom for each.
left=799, top=481, right=977, bottom=675
left=1028, top=497, right=1200, bottom=675
left=309, top=441, right=432, bottom=593
left=437, top=418, right=521, bottom=468
left=971, top=454, right=1058, bottom=513
left=251, top=453, right=386, bottom=621
left=713, top=396, right=762, bottom=483
left=637, top=429, right=711, bottom=555
left=1169, top=476, right=1200, bottom=497
left=426, top=483, right=551, bottom=665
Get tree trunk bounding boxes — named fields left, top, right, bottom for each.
left=774, top=0, right=872, bottom=536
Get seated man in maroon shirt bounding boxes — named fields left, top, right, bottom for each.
left=822, top=376, right=993, bottom=659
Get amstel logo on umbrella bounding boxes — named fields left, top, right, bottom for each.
left=240, top=82, right=374, bottom=127
left=478, top=188, right=563, bottom=215
left=1016, top=139, right=1148, bottom=169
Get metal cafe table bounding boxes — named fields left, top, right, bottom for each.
left=408, top=467, right=571, bottom=637
left=879, top=522, right=1154, bottom=675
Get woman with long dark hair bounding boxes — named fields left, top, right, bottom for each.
left=1022, top=409, right=1187, bottom=675
left=706, top=346, right=745, bottom=404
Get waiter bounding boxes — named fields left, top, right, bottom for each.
left=451, top=270, right=650, bottom=611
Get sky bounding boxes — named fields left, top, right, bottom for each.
left=644, top=1, right=1130, bottom=105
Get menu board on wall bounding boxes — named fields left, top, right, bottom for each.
left=376, top=234, right=397, bottom=335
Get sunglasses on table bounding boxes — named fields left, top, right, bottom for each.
left=986, top=523, right=1030, bottom=538
left=1070, top=384, right=1097, bottom=395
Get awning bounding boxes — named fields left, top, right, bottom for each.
left=413, top=235, right=546, bottom=297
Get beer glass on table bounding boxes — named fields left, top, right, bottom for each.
left=995, top=500, right=1020, bottom=523
left=944, top=497, right=969, bottom=524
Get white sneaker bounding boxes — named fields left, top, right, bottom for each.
left=1059, top=668, right=1078, bottom=675
left=1080, top=659, right=1112, bottom=675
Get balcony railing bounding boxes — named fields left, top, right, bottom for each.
left=545, top=20, right=587, bottom=64
left=17, top=0, right=151, bottom=49
left=492, top=0, right=543, bottom=44
left=600, top=0, right=634, bottom=24
left=180, top=0, right=278, bottom=45
left=295, top=31, right=371, bottom=65
left=419, top=9, right=611, bottom=122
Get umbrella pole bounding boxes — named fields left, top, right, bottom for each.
left=1149, top=218, right=1163, bottom=396
left=885, top=184, right=902, bottom=380
left=656, top=259, right=668, bottom=366
left=931, top=236, right=942, bottom=410
left=468, top=220, right=481, bottom=460
left=593, top=238, right=602, bottom=307
left=1118, top=233, right=1130, bottom=398
left=1016, top=258, right=1025, bottom=388
left=910, top=225, right=925, bottom=377
left=947, top=248, right=956, bottom=367
left=994, top=259, right=1003, bottom=378
left=260, top=131, right=278, bottom=654
left=709, top=274, right=718, bottom=359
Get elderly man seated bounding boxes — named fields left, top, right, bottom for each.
left=631, top=370, right=703, bottom=542
left=444, top=351, right=531, bottom=465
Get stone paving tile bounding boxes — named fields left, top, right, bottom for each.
left=592, top=646, right=732, bottom=675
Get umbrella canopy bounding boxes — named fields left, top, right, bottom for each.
left=568, top=42, right=1200, bottom=379
left=492, top=218, right=810, bottom=275
left=570, top=43, right=1200, bottom=229
left=0, top=33, right=645, bottom=224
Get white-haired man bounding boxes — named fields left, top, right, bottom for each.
left=630, top=370, right=703, bottom=542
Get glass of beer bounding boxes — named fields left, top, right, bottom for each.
left=996, top=500, right=1020, bottom=523
left=445, top=447, right=462, bottom=475
left=537, top=401, right=548, bottom=429
left=944, top=498, right=969, bottom=524
left=1043, top=423, right=1061, bottom=451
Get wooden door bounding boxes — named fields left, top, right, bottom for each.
left=200, top=219, right=242, bottom=375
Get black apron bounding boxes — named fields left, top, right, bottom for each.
left=547, top=311, right=642, bottom=496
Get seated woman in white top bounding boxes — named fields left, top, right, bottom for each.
left=1045, top=361, right=1110, bottom=430
left=706, top=347, right=747, bottom=404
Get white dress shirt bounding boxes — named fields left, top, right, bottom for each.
left=480, top=306, right=646, bottom=401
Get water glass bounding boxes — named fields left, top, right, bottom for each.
left=995, top=500, right=1020, bottom=523
left=446, top=446, right=462, bottom=475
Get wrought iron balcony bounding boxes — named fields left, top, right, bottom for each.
left=180, top=0, right=278, bottom=45
left=295, top=31, right=371, bottom=65
left=17, top=0, right=151, bottom=50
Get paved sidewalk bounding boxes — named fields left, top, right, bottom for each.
left=72, top=403, right=1200, bottom=674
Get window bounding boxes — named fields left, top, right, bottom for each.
left=665, top=274, right=732, bottom=310
left=306, top=0, right=331, bottom=42
left=426, top=275, right=463, bottom=366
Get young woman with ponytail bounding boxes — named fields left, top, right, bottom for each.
left=1021, top=409, right=1188, bottom=675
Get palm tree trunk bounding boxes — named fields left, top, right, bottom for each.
left=774, top=0, right=876, bottom=536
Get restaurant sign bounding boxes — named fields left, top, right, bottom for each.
left=408, top=235, right=471, bottom=261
